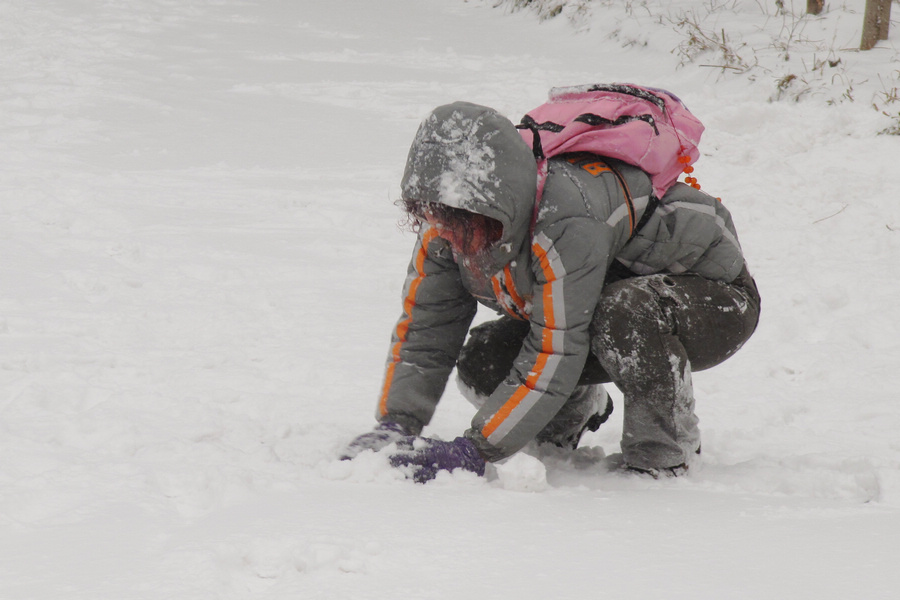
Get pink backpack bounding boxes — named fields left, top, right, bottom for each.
left=517, top=84, right=705, bottom=205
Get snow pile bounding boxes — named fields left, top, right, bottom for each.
left=505, top=0, right=900, bottom=120
left=495, top=452, right=551, bottom=491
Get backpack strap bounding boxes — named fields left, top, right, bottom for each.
left=632, top=193, right=659, bottom=240
left=517, top=115, right=563, bottom=161
left=605, top=160, right=658, bottom=241
left=516, top=108, right=660, bottom=161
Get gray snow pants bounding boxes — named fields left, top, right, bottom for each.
left=457, top=265, right=761, bottom=470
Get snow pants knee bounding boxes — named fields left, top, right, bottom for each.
left=590, top=265, right=760, bottom=469
left=457, top=265, right=760, bottom=469
left=456, top=318, right=611, bottom=450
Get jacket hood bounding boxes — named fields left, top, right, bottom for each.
left=400, top=102, right=537, bottom=266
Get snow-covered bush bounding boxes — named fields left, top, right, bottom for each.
left=496, top=0, right=900, bottom=130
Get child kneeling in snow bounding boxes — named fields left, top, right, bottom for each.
left=342, top=96, right=760, bottom=481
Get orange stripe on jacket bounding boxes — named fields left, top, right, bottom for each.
left=503, top=265, right=528, bottom=315
left=481, top=237, right=562, bottom=440
left=491, top=266, right=528, bottom=321
left=527, top=352, right=550, bottom=388
left=490, top=275, right=506, bottom=312
left=378, top=228, right=439, bottom=417
left=481, top=385, right=531, bottom=439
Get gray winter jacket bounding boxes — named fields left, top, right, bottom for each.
left=377, top=102, right=746, bottom=461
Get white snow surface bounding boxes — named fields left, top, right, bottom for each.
left=2, top=0, right=900, bottom=598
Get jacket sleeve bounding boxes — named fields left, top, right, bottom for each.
left=376, top=226, right=478, bottom=434
left=466, top=217, right=613, bottom=460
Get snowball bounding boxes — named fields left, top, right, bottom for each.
left=495, top=453, right=549, bottom=492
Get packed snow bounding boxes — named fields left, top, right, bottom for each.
left=2, top=0, right=899, bottom=598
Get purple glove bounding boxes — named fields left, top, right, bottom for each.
left=389, top=436, right=486, bottom=483
left=339, top=421, right=410, bottom=460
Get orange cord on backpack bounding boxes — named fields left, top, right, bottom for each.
left=677, top=148, right=721, bottom=201
left=678, top=152, right=701, bottom=190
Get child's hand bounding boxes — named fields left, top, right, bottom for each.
left=389, top=436, right=486, bottom=483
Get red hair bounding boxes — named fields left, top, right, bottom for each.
left=400, top=199, right=502, bottom=254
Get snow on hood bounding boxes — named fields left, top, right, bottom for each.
left=400, top=102, right=537, bottom=263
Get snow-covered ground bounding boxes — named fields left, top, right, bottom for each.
left=2, top=0, right=899, bottom=597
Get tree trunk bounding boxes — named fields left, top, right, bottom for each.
left=807, top=0, right=825, bottom=15
left=861, top=0, right=892, bottom=50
